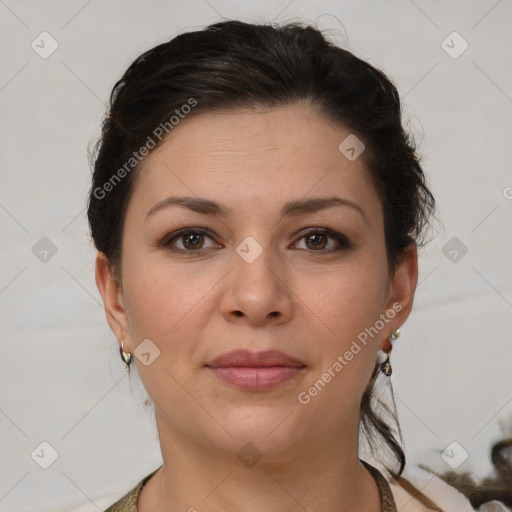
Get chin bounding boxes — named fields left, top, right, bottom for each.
left=214, top=407, right=305, bottom=453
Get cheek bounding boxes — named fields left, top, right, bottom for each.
left=122, top=252, right=221, bottom=348
left=120, top=258, right=218, bottom=407
left=306, top=260, right=389, bottom=341
left=298, top=258, right=389, bottom=396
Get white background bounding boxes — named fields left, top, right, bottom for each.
left=0, top=1, right=511, bottom=511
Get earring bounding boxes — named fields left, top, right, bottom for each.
left=381, top=353, right=392, bottom=376
left=381, top=329, right=400, bottom=377
left=119, top=339, right=132, bottom=373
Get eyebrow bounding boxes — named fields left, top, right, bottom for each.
left=145, top=195, right=368, bottom=224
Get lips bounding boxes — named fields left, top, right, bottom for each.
left=205, top=349, right=306, bottom=391
left=206, top=349, right=305, bottom=369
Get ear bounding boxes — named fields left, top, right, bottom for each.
left=380, top=243, right=418, bottom=351
left=95, top=252, right=130, bottom=352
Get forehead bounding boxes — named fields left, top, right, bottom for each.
left=127, top=104, right=382, bottom=224
left=145, top=104, right=360, bottom=168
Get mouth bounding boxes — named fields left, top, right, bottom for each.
left=205, top=349, right=307, bottom=391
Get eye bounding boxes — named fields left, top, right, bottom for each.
left=293, top=229, right=351, bottom=252
left=161, top=228, right=218, bottom=252
left=159, top=227, right=351, bottom=254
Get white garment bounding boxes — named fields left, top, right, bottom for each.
left=386, top=463, right=476, bottom=511
left=477, top=502, right=510, bottom=512
left=386, top=463, right=509, bottom=511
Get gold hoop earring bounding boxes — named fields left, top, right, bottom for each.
left=119, top=339, right=132, bottom=373
left=381, top=329, right=400, bottom=377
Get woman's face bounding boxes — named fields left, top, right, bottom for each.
left=97, top=103, right=417, bottom=460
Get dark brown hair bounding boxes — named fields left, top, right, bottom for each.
left=87, top=19, right=437, bottom=506
left=431, top=436, right=512, bottom=509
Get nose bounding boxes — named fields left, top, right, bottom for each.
left=220, top=238, right=295, bottom=326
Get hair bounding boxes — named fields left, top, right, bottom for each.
left=430, top=436, right=512, bottom=509
left=87, top=19, right=438, bottom=508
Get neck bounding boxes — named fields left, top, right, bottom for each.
left=138, top=411, right=382, bottom=512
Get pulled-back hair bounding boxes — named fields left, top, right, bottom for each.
left=87, top=19, right=437, bottom=506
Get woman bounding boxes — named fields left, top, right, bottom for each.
left=89, top=20, right=477, bottom=512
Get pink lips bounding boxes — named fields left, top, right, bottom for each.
left=206, top=349, right=306, bottom=391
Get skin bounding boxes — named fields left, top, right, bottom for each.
left=96, top=103, right=418, bottom=512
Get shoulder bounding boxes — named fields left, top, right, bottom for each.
left=102, top=468, right=159, bottom=512
left=385, top=464, right=476, bottom=512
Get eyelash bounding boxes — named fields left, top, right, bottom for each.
left=159, top=227, right=352, bottom=254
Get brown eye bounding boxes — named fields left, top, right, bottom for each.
left=294, top=229, right=351, bottom=252
left=304, top=232, right=328, bottom=250
left=182, top=232, right=205, bottom=250
left=160, top=227, right=351, bottom=254
left=161, top=228, right=218, bottom=252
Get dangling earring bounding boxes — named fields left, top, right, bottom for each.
left=381, top=329, right=400, bottom=376
left=119, top=339, right=132, bottom=373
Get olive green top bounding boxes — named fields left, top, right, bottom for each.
left=103, top=460, right=398, bottom=511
